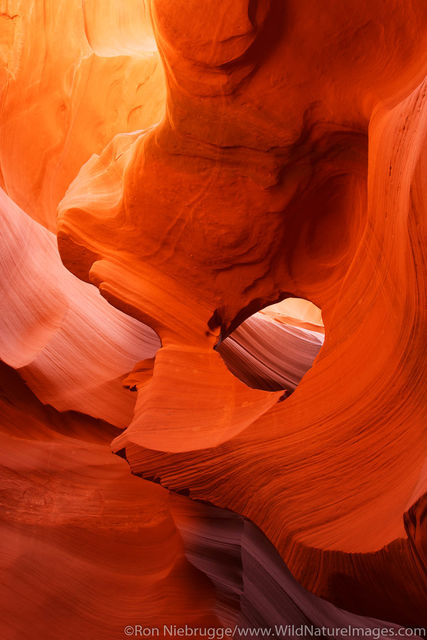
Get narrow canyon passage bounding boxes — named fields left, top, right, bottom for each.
left=0, top=1, right=426, bottom=638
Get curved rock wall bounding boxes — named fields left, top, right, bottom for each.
left=1, top=0, right=426, bottom=637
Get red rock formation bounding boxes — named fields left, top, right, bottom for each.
left=0, top=363, right=218, bottom=640
left=0, top=187, right=160, bottom=426
left=170, top=495, right=427, bottom=631
left=0, top=0, right=165, bottom=230
left=218, top=304, right=324, bottom=392
left=1, top=0, right=427, bottom=635
left=111, top=80, right=427, bottom=623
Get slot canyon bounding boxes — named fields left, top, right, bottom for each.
left=0, top=1, right=426, bottom=638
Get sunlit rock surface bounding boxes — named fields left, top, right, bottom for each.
left=0, top=0, right=165, bottom=230
left=0, top=187, right=160, bottom=426
left=1, top=0, right=426, bottom=637
left=112, top=80, right=427, bottom=624
left=218, top=302, right=324, bottom=392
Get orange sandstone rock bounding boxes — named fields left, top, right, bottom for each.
left=1, top=0, right=427, bottom=632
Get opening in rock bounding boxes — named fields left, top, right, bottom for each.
left=217, top=298, right=324, bottom=393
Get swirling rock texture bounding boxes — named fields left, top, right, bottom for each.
left=0, top=187, right=160, bottom=426
left=1, top=0, right=427, bottom=638
left=169, top=495, right=425, bottom=633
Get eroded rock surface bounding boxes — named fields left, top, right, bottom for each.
left=1, top=0, right=426, bottom=636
